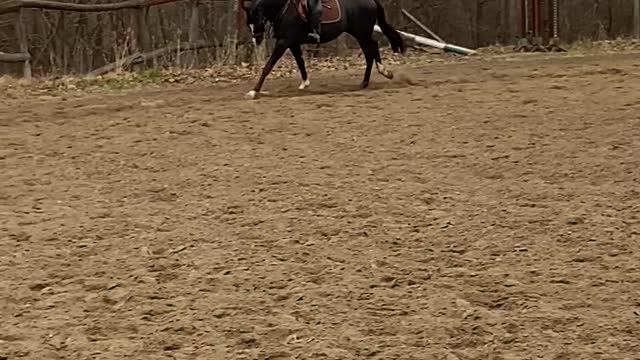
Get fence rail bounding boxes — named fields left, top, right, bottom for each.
left=0, top=0, right=184, bottom=15
left=0, top=51, right=30, bottom=61
left=0, top=0, right=240, bottom=79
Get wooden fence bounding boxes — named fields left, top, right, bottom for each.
left=0, top=0, right=243, bottom=79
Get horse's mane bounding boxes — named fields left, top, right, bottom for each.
left=254, top=0, right=290, bottom=9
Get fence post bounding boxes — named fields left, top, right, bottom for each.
left=225, top=0, right=239, bottom=64
left=187, top=0, right=200, bottom=68
left=134, top=6, right=150, bottom=70
left=15, top=8, right=32, bottom=79
left=56, top=11, right=68, bottom=73
left=634, top=0, right=640, bottom=39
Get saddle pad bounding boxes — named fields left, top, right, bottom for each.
left=298, top=0, right=342, bottom=24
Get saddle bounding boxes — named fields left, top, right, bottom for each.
left=297, top=0, right=342, bottom=24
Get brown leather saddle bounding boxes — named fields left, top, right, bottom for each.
left=297, top=0, right=342, bottom=24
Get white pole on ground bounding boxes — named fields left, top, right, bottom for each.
left=374, top=25, right=476, bottom=56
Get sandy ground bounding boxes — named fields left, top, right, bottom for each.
left=1, top=50, right=640, bottom=360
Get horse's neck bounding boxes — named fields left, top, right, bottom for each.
left=257, top=0, right=290, bottom=21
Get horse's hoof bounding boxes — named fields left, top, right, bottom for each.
left=245, top=90, right=258, bottom=100
left=360, top=81, right=369, bottom=89
left=298, top=79, right=311, bottom=90
left=376, top=63, right=394, bottom=80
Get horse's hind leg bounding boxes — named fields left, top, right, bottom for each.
left=290, top=44, right=310, bottom=90
left=370, top=39, right=393, bottom=80
left=355, top=37, right=374, bottom=88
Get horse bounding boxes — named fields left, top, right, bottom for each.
left=242, top=0, right=406, bottom=99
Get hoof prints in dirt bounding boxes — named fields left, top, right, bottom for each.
left=1, top=52, right=640, bottom=359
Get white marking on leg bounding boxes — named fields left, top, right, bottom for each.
left=376, top=62, right=393, bottom=79
left=298, top=78, right=311, bottom=90
left=245, top=90, right=257, bottom=99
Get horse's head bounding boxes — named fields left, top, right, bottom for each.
left=242, top=1, right=266, bottom=45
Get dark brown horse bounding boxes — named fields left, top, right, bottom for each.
left=242, top=0, right=405, bottom=99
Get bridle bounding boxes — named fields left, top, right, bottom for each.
left=276, top=0, right=293, bottom=21
left=250, top=0, right=295, bottom=39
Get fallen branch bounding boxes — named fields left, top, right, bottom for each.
left=88, top=40, right=216, bottom=76
left=0, top=51, right=31, bottom=63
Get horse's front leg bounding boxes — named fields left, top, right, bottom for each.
left=246, top=40, right=288, bottom=100
left=289, top=44, right=310, bottom=90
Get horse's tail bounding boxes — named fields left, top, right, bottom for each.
left=374, top=0, right=405, bottom=54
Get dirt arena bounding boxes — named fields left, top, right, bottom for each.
left=1, top=49, right=640, bottom=359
